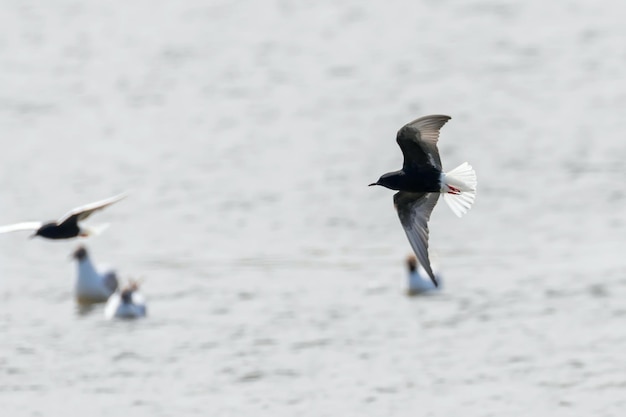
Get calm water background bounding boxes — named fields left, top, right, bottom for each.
left=1, top=0, right=625, bottom=416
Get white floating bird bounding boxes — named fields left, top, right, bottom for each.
left=405, top=255, right=441, bottom=296
left=72, top=245, right=118, bottom=304
left=0, top=192, right=127, bottom=239
left=105, top=281, right=147, bottom=320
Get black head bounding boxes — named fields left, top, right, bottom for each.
left=72, top=245, right=88, bottom=261
left=406, top=255, right=417, bottom=273
left=120, top=289, right=133, bottom=304
left=120, top=280, right=140, bottom=304
left=368, top=171, right=404, bottom=190
left=31, top=222, right=55, bottom=239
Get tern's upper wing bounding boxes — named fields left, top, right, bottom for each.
left=396, top=114, right=451, bottom=171
left=393, top=191, right=440, bottom=286
left=0, top=221, right=42, bottom=234
left=58, top=192, right=128, bottom=225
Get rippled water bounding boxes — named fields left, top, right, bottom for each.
left=1, top=0, right=625, bottom=416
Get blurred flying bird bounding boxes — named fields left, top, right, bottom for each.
left=0, top=192, right=127, bottom=239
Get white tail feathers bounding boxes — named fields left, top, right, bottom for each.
left=80, top=223, right=110, bottom=237
left=441, top=162, right=477, bottom=218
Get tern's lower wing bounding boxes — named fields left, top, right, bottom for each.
left=0, top=221, right=42, bottom=234
left=57, top=192, right=128, bottom=225
left=393, top=192, right=440, bottom=285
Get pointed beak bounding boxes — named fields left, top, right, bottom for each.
left=368, top=182, right=378, bottom=187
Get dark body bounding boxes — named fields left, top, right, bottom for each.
left=373, top=166, right=441, bottom=193
left=35, top=221, right=81, bottom=239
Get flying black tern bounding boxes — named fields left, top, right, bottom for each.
left=369, top=115, right=476, bottom=286
left=0, top=192, right=127, bottom=239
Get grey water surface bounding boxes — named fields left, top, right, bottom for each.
left=1, top=0, right=625, bottom=416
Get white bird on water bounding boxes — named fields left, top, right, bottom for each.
left=71, top=245, right=118, bottom=304
left=405, top=255, right=441, bottom=296
left=105, top=281, right=147, bottom=320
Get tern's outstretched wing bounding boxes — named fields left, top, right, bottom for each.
left=58, top=192, right=127, bottom=226
left=0, top=221, right=42, bottom=234
left=393, top=191, right=440, bottom=286
left=396, top=114, right=450, bottom=171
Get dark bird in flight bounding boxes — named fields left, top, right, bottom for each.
left=0, top=193, right=127, bottom=240
left=369, top=115, right=477, bottom=286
